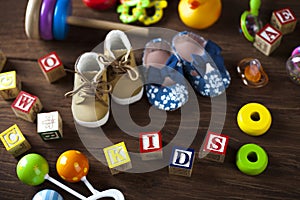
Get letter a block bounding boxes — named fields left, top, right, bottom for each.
left=0, top=124, right=31, bottom=157
left=37, top=111, right=63, bottom=141
left=199, top=132, right=229, bottom=163
left=11, top=91, right=43, bottom=122
left=139, top=131, right=163, bottom=160
left=253, top=24, right=282, bottom=56
left=169, top=147, right=195, bottom=177
left=0, top=71, right=21, bottom=100
left=103, top=142, right=132, bottom=175
left=0, top=49, right=6, bottom=72
left=271, top=8, right=297, bottom=35
left=38, top=52, right=66, bottom=83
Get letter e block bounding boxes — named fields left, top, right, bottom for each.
left=11, top=91, right=43, bottom=122
left=103, top=142, right=132, bottom=175
left=38, top=52, right=66, bottom=83
left=0, top=71, right=21, bottom=100
left=37, top=111, right=63, bottom=141
left=253, top=24, right=282, bottom=56
left=271, top=8, right=297, bottom=35
left=0, top=124, right=31, bottom=157
left=0, top=49, right=6, bottom=72
left=139, top=131, right=163, bottom=160
left=199, top=132, right=229, bottom=163
left=169, top=147, right=195, bottom=177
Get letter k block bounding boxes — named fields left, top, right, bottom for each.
left=169, top=146, right=195, bottom=177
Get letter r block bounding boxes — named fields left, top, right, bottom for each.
left=169, top=146, right=195, bottom=177
left=0, top=124, right=31, bottom=157
left=38, top=52, right=66, bottom=83
left=0, top=71, right=21, bottom=100
left=139, top=131, right=163, bottom=160
left=103, top=142, right=132, bottom=175
left=270, top=8, right=297, bottom=35
left=11, top=91, right=43, bottom=122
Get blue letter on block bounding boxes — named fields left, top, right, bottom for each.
left=170, top=146, right=195, bottom=169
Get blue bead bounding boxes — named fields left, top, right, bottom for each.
left=32, top=189, right=63, bottom=200
left=53, top=0, right=72, bottom=40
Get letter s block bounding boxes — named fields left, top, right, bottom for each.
left=169, top=146, right=195, bottom=177
left=0, top=124, right=31, bottom=157
left=11, top=91, right=43, bottom=122
left=139, top=131, right=163, bottom=160
left=37, top=111, right=63, bottom=141
left=0, top=71, right=21, bottom=100
left=38, top=52, right=66, bottom=83
left=103, top=142, right=132, bottom=175
left=270, top=8, right=297, bottom=35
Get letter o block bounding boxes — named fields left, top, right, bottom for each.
left=270, top=8, right=297, bottom=35
left=37, top=111, right=63, bottom=141
left=0, top=124, right=31, bottom=157
left=0, top=71, right=21, bottom=100
left=0, top=49, right=6, bottom=72
left=169, top=147, right=195, bottom=177
left=38, top=52, right=66, bottom=83
left=139, top=131, right=163, bottom=160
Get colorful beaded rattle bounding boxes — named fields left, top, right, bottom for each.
left=16, top=150, right=125, bottom=200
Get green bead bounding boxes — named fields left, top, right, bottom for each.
left=16, top=153, right=49, bottom=186
left=236, top=143, right=268, bottom=176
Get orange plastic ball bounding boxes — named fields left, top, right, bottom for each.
left=245, top=65, right=261, bottom=83
left=56, top=150, right=89, bottom=183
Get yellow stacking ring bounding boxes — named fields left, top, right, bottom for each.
left=237, top=103, right=272, bottom=136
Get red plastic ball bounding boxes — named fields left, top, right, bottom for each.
left=82, top=0, right=117, bottom=10
left=56, top=150, right=89, bottom=182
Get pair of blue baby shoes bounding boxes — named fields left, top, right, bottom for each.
left=143, top=31, right=231, bottom=111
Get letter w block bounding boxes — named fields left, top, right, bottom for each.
left=169, top=146, right=195, bottom=177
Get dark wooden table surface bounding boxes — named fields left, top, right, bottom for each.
left=1, top=0, right=300, bottom=199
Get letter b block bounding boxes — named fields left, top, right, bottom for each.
left=169, top=147, right=195, bottom=177
left=270, top=8, right=297, bottom=35
left=11, top=91, right=43, bottom=122
left=38, top=52, right=66, bottom=83
left=140, top=131, right=163, bottom=160
left=103, top=142, right=132, bottom=175
left=0, top=71, right=21, bottom=100
left=0, top=124, right=31, bottom=157
left=37, top=111, right=63, bottom=141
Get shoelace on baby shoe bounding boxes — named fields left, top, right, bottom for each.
left=98, top=53, right=139, bottom=81
left=64, top=69, right=112, bottom=106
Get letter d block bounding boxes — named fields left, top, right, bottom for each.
left=0, top=124, right=31, bottom=157
left=37, top=111, right=63, bottom=141
left=253, top=24, right=282, bottom=56
left=0, top=49, right=6, bottom=72
left=140, top=131, right=163, bottom=160
left=270, top=8, right=297, bottom=35
left=0, top=71, right=21, bottom=100
left=38, top=52, right=66, bottom=83
left=11, top=91, right=43, bottom=122
left=169, top=147, right=195, bottom=177
left=200, top=132, right=229, bottom=163
left=103, top=142, right=132, bottom=175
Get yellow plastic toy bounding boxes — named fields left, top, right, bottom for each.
left=138, top=0, right=168, bottom=26
left=117, top=0, right=150, bottom=24
left=178, top=0, right=222, bottom=29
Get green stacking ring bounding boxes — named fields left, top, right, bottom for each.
left=236, top=143, right=268, bottom=176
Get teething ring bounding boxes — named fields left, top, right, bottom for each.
left=138, top=0, right=168, bottom=26
left=117, top=0, right=150, bottom=24
left=237, top=103, right=272, bottom=136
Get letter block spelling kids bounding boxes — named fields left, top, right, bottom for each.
left=140, top=131, right=163, bottom=160
left=169, top=147, right=195, bottom=177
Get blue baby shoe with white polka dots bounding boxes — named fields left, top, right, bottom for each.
left=143, top=38, right=188, bottom=111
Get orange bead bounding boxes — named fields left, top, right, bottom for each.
left=244, top=65, right=261, bottom=83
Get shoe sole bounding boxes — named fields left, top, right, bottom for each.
left=73, top=110, right=110, bottom=128
left=111, top=87, right=144, bottom=105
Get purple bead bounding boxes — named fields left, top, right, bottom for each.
left=40, top=0, right=57, bottom=40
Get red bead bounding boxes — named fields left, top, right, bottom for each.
left=82, top=0, right=117, bottom=10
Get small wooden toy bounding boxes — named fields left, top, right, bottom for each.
left=82, top=0, right=117, bottom=10
left=11, top=91, right=43, bottom=122
left=286, top=47, right=300, bottom=84
left=253, top=24, right=282, bottom=56
left=37, top=111, right=63, bottom=141
left=169, top=146, right=195, bottom=177
left=32, top=189, right=63, bottom=200
left=0, top=49, right=7, bottom=72
left=0, top=71, right=21, bottom=100
left=38, top=52, right=66, bottom=83
left=103, top=142, right=132, bottom=175
left=139, top=131, right=163, bottom=160
left=199, top=132, right=229, bottom=163
left=0, top=124, right=31, bottom=157
left=270, top=8, right=297, bottom=35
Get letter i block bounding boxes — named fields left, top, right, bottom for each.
left=0, top=71, right=21, bottom=100
left=270, top=8, right=297, bottom=35
left=103, top=142, right=132, bottom=175
left=0, top=49, right=6, bottom=72
left=139, top=131, right=163, bottom=160
left=38, top=52, right=66, bottom=83
left=253, top=24, right=282, bottom=56
left=0, top=124, right=31, bottom=157
left=37, top=111, right=63, bottom=141
left=169, top=147, right=195, bottom=177
left=200, top=132, right=229, bottom=163
left=11, top=91, right=43, bottom=122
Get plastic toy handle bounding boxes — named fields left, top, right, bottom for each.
left=250, top=0, right=261, bottom=16
left=81, top=176, right=98, bottom=195
left=86, top=189, right=125, bottom=200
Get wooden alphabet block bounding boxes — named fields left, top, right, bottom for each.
left=139, top=131, right=163, bottom=160
left=253, top=24, right=282, bottom=56
left=38, top=52, right=66, bottom=83
left=0, top=71, right=21, bottom=100
left=169, top=146, right=195, bottom=177
left=37, top=111, right=63, bottom=141
left=11, top=91, right=43, bottom=122
left=0, top=124, right=31, bottom=157
left=199, top=132, right=229, bottom=163
left=103, top=142, right=132, bottom=175
left=0, top=49, right=6, bottom=72
left=271, top=8, right=297, bottom=35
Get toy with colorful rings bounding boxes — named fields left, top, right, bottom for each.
left=138, top=0, right=168, bottom=26
left=24, top=0, right=149, bottom=40
left=237, top=103, right=272, bottom=136
left=236, top=143, right=268, bottom=176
